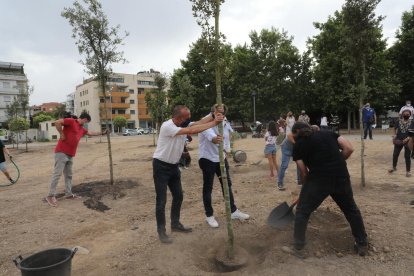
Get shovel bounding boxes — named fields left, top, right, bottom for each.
left=267, top=199, right=298, bottom=229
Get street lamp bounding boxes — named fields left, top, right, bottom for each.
left=251, top=91, right=256, bottom=124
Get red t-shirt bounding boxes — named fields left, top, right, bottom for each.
left=54, top=118, right=88, bottom=157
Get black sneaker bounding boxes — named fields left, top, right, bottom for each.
left=171, top=222, right=192, bottom=233
left=9, top=178, right=16, bottom=184
left=158, top=231, right=173, bottom=244
left=410, top=200, right=414, bottom=207
left=354, top=243, right=368, bottom=256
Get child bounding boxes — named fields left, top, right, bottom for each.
left=264, top=121, right=279, bottom=178
left=0, top=140, right=15, bottom=184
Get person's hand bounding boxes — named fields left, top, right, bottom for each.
left=60, top=133, right=66, bottom=141
left=213, top=112, right=224, bottom=123
left=213, top=135, right=223, bottom=144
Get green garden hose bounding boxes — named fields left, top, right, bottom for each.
left=0, top=157, right=20, bottom=187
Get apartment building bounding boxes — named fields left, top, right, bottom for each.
left=74, top=70, right=159, bottom=132
left=0, top=62, right=28, bottom=126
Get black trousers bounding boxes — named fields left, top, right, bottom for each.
left=198, top=158, right=237, bottom=217
left=294, top=176, right=367, bottom=250
left=392, top=144, right=411, bottom=172
left=153, top=158, right=183, bottom=233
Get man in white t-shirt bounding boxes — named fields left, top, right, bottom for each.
left=198, top=105, right=250, bottom=228
left=153, top=105, right=224, bottom=243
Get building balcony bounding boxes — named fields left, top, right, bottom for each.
left=101, top=91, right=130, bottom=98
left=100, top=114, right=131, bottom=120
left=100, top=102, right=130, bottom=109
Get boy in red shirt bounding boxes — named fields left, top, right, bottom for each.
left=45, top=113, right=106, bottom=207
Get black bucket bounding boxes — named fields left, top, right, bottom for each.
left=14, top=248, right=77, bottom=276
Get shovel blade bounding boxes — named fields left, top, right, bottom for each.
left=267, top=201, right=295, bottom=229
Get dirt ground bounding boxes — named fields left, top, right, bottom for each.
left=0, top=130, right=413, bottom=276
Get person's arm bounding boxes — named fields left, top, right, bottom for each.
left=86, top=129, right=108, bottom=136
left=3, top=146, right=11, bottom=158
left=191, top=105, right=225, bottom=126
left=54, top=119, right=66, bottom=140
left=337, top=136, right=354, bottom=160
left=176, top=113, right=224, bottom=135
left=287, top=132, right=295, bottom=144
left=295, top=160, right=308, bottom=184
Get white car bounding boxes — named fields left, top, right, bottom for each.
left=123, top=129, right=140, bottom=136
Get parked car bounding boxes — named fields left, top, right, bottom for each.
left=142, top=128, right=150, bottom=135
left=123, top=129, right=140, bottom=136
left=135, top=128, right=144, bottom=135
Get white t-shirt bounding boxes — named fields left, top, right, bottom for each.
left=199, top=122, right=232, bottom=162
left=153, top=119, right=186, bottom=164
left=286, top=116, right=295, bottom=133
left=265, top=131, right=277, bottom=145
left=320, top=116, right=328, bottom=127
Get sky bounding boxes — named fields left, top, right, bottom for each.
left=1, top=0, right=412, bottom=105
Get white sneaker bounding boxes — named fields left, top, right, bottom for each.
left=206, top=216, right=219, bottom=228
left=231, top=209, right=250, bottom=220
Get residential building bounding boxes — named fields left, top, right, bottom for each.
left=74, top=70, right=161, bottom=132
left=32, top=102, right=62, bottom=114
left=0, top=61, right=28, bottom=127
left=66, top=92, right=75, bottom=114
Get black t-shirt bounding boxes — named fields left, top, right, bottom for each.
left=292, top=131, right=349, bottom=178
left=0, top=140, right=5, bottom=163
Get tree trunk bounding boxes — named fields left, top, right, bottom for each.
left=101, top=79, right=114, bottom=185
left=347, top=110, right=351, bottom=134
left=214, top=0, right=234, bottom=259
left=360, top=61, right=366, bottom=187
left=353, top=111, right=357, bottom=130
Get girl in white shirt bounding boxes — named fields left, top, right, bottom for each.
left=286, top=111, right=295, bottom=133
left=264, top=121, right=279, bottom=178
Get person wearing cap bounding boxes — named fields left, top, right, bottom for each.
left=298, top=110, right=310, bottom=124
left=388, top=108, right=413, bottom=177
left=399, top=100, right=414, bottom=119
left=362, top=103, right=376, bottom=140
left=198, top=104, right=250, bottom=228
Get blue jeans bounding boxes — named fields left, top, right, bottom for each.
left=277, top=145, right=300, bottom=186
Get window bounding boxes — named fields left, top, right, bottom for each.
left=80, top=102, right=83, bottom=107
left=130, top=99, right=135, bottom=104
left=3, top=96, right=11, bottom=103
left=108, top=77, right=124, bottom=83
left=52, top=135, right=58, bottom=140
left=118, top=110, right=126, bottom=114
left=100, top=98, right=104, bottom=103
left=129, top=89, right=134, bottom=94
left=137, top=80, right=155, bottom=86
left=112, top=109, right=116, bottom=114
left=130, top=110, right=135, bottom=114
left=138, top=88, right=145, bottom=94
left=2, top=82, right=10, bottom=89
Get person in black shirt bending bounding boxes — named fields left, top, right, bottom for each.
left=291, top=122, right=368, bottom=257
